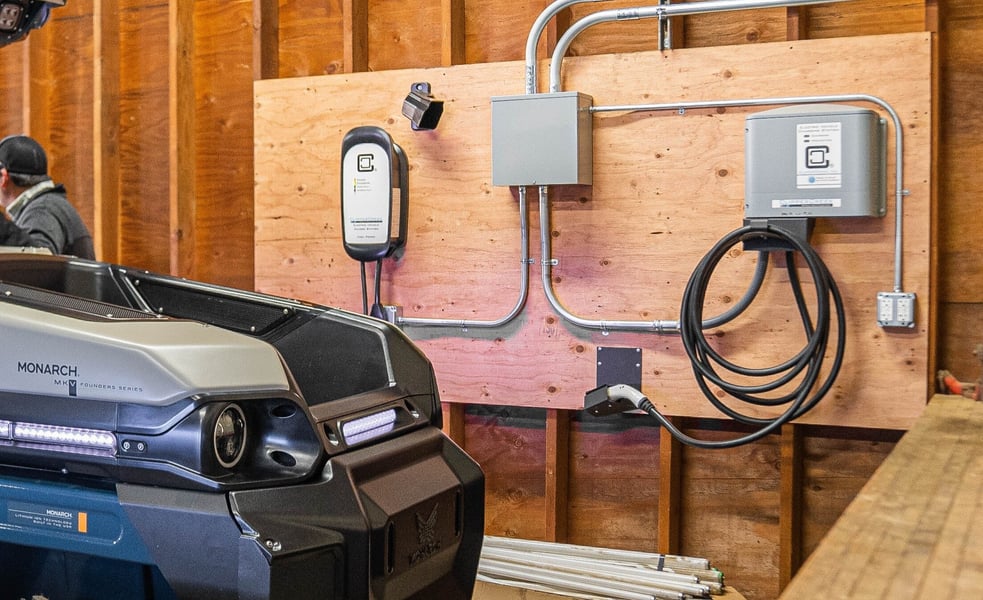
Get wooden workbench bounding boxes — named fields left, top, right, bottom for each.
left=779, top=395, right=983, bottom=599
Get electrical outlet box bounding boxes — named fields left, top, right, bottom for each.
left=491, top=92, right=593, bottom=186
left=745, top=104, right=887, bottom=219
left=876, top=291, right=916, bottom=328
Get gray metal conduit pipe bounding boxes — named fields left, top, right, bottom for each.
left=524, top=0, right=614, bottom=95
left=537, top=186, right=683, bottom=334
left=396, top=185, right=530, bottom=329
left=591, top=94, right=909, bottom=293
left=538, top=186, right=769, bottom=334
left=538, top=92, right=907, bottom=333
left=548, top=0, right=857, bottom=94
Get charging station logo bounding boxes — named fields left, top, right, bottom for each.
left=805, top=145, right=830, bottom=169
left=353, top=154, right=377, bottom=193
left=796, top=122, right=841, bottom=189
left=357, top=153, right=375, bottom=172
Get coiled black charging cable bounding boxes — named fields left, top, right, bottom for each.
left=587, top=223, right=846, bottom=449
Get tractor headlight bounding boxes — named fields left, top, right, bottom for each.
left=213, top=404, right=247, bottom=468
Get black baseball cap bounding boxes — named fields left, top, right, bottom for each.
left=0, top=134, right=48, bottom=176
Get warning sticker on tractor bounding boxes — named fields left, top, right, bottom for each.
left=796, top=121, right=842, bottom=189
left=8, top=501, right=87, bottom=534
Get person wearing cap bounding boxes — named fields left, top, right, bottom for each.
left=0, top=134, right=95, bottom=259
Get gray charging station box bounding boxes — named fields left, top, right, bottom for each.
left=745, top=104, right=887, bottom=218
left=491, top=92, right=593, bottom=186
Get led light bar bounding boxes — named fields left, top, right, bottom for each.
left=0, top=419, right=117, bottom=457
left=341, top=409, right=397, bottom=446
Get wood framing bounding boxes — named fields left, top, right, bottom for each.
left=779, top=424, right=804, bottom=590
left=544, top=409, right=570, bottom=542
left=254, top=32, right=935, bottom=431
left=93, top=0, right=121, bottom=262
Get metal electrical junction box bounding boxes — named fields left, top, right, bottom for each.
left=491, top=91, right=593, bottom=186
left=744, top=104, right=887, bottom=218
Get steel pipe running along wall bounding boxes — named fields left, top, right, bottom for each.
left=393, top=0, right=858, bottom=332
left=548, top=0, right=858, bottom=95
left=532, top=0, right=909, bottom=334
left=391, top=0, right=595, bottom=330
left=395, top=186, right=531, bottom=330
left=537, top=93, right=908, bottom=334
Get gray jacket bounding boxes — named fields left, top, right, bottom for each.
left=0, top=181, right=95, bottom=259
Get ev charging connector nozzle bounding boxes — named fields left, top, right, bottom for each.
left=584, top=384, right=651, bottom=416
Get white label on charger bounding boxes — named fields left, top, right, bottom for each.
left=796, top=121, right=842, bottom=189
left=342, top=142, right=391, bottom=245
left=772, top=198, right=842, bottom=208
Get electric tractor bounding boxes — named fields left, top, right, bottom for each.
left=0, top=251, right=484, bottom=599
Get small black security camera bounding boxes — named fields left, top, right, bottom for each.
left=401, top=82, right=444, bottom=131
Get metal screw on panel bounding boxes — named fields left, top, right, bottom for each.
left=265, top=539, right=282, bottom=552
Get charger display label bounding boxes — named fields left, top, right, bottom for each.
left=796, top=121, right=842, bottom=189
left=343, top=142, right=391, bottom=246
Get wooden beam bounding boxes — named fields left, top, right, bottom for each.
left=253, top=0, right=279, bottom=80
left=441, top=0, right=465, bottom=67
left=545, top=7, right=573, bottom=61
left=441, top=402, right=466, bottom=447
left=168, top=0, right=195, bottom=277
left=343, top=0, right=368, bottom=73
left=93, top=0, right=121, bottom=263
left=545, top=409, right=570, bottom=542
left=667, top=14, right=686, bottom=50
left=657, top=419, right=681, bottom=553
left=779, top=424, right=803, bottom=590
left=924, top=0, right=939, bottom=33
left=926, top=1, right=940, bottom=402
left=18, top=38, right=29, bottom=127
left=786, top=6, right=809, bottom=40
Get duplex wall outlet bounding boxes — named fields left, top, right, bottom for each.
left=876, top=291, right=916, bottom=328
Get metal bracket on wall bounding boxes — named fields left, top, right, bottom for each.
left=596, top=347, right=642, bottom=391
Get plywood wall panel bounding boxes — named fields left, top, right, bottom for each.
left=256, top=33, right=933, bottom=431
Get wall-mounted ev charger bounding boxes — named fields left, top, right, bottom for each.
left=744, top=103, right=913, bottom=328
left=341, top=126, right=408, bottom=262
left=745, top=104, right=887, bottom=219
